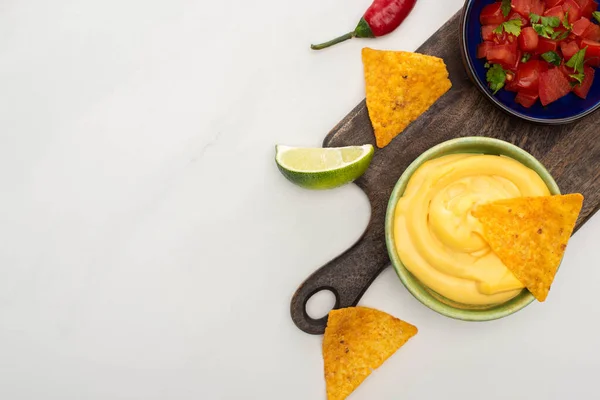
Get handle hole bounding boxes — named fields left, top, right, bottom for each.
left=306, top=289, right=337, bottom=320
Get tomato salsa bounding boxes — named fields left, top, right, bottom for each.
left=477, top=0, right=600, bottom=107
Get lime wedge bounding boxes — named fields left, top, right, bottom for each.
left=275, top=144, right=374, bottom=189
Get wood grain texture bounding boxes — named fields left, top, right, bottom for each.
left=290, top=12, right=600, bottom=335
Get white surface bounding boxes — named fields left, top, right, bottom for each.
left=0, top=0, right=599, bottom=399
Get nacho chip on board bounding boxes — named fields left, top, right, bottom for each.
left=361, top=48, right=452, bottom=148
left=473, top=193, right=584, bottom=302
left=323, top=307, right=418, bottom=400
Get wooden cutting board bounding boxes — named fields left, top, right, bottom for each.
left=290, top=11, right=600, bottom=335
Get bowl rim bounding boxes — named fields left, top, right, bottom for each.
left=459, top=0, right=600, bottom=125
left=384, top=136, right=560, bottom=321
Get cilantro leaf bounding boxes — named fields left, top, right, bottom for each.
left=563, top=12, right=572, bottom=29
left=593, top=11, right=600, bottom=24
left=566, top=47, right=587, bottom=73
left=530, top=13, right=561, bottom=38
left=532, top=23, right=553, bottom=38
left=501, top=0, right=511, bottom=17
left=521, top=53, right=532, bottom=63
left=530, top=13, right=559, bottom=27
left=570, top=72, right=585, bottom=84
left=542, top=16, right=561, bottom=28
left=552, top=30, right=570, bottom=40
left=494, top=19, right=523, bottom=36
left=503, top=19, right=522, bottom=36
left=484, top=62, right=491, bottom=69
left=566, top=47, right=587, bottom=85
left=530, top=13, right=541, bottom=24
left=486, top=64, right=507, bottom=95
left=541, top=51, right=562, bottom=66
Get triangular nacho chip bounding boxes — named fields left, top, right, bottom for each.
left=323, top=307, right=417, bottom=400
left=361, top=48, right=452, bottom=148
left=473, top=194, right=584, bottom=302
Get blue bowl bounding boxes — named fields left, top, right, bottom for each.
left=459, top=0, right=600, bottom=124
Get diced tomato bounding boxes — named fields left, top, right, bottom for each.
left=514, top=50, right=523, bottom=70
left=544, top=5, right=566, bottom=19
left=512, top=0, right=532, bottom=16
left=516, top=60, right=548, bottom=90
left=506, top=74, right=521, bottom=91
left=573, top=66, right=596, bottom=97
left=485, top=25, right=517, bottom=45
left=482, top=24, right=500, bottom=41
left=539, top=68, right=573, bottom=105
left=519, top=26, right=540, bottom=51
left=516, top=90, right=540, bottom=107
left=509, top=11, right=529, bottom=27
left=488, top=43, right=519, bottom=69
left=583, top=23, right=600, bottom=40
left=575, top=0, right=598, bottom=18
left=491, top=31, right=517, bottom=45
left=476, top=0, right=599, bottom=102
left=559, top=63, right=575, bottom=80
left=506, top=33, right=518, bottom=44
left=572, top=17, right=592, bottom=36
left=511, top=42, right=523, bottom=70
left=537, top=37, right=559, bottom=53
left=560, top=40, right=581, bottom=57
left=533, top=0, right=548, bottom=14
left=477, top=41, right=495, bottom=58
left=581, top=38, right=600, bottom=66
left=563, top=0, right=583, bottom=23
left=480, top=3, right=506, bottom=25
left=513, top=0, right=546, bottom=16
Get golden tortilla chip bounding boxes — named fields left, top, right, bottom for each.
left=323, top=307, right=417, bottom=400
left=473, top=194, right=584, bottom=302
left=362, top=48, right=452, bottom=148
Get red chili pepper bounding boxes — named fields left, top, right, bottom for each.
left=311, top=0, right=417, bottom=50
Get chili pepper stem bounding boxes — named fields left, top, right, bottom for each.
left=310, top=32, right=356, bottom=50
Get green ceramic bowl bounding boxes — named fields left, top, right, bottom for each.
left=385, top=137, right=560, bottom=321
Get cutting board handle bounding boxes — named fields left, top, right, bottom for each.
left=290, top=205, right=390, bottom=335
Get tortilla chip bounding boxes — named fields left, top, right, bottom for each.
left=473, top=194, right=584, bottom=302
left=361, top=48, right=452, bottom=148
left=323, top=307, right=418, bottom=400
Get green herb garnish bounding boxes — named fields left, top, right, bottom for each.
left=501, top=0, right=512, bottom=17
left=494, top=19, right=523, bottom=36
left=530, top=13, right=560, bottom=27
left=521, top=53, right=532, bottom=63
left=552, top=30, right=570, bottom=40
left=533, top=24, right=552, bottom=38
left=500, top=0, right=512, bottom=18
left=563, top=12, right=572, bottom=30
left=530, top=13, right=561, bottom=38
left=593, top=11, right=600, bottom=24
left=551, top=30, right=567, bottom=40
left=529, top=13, right=541, bottom=23
left=487, top=64, right=507, bottom=95
left=566, top=47, right=587, bottom=84
left=541, top=51, right=562, bottom=66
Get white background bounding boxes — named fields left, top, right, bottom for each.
left=1, top=0, right=599, bottom=399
